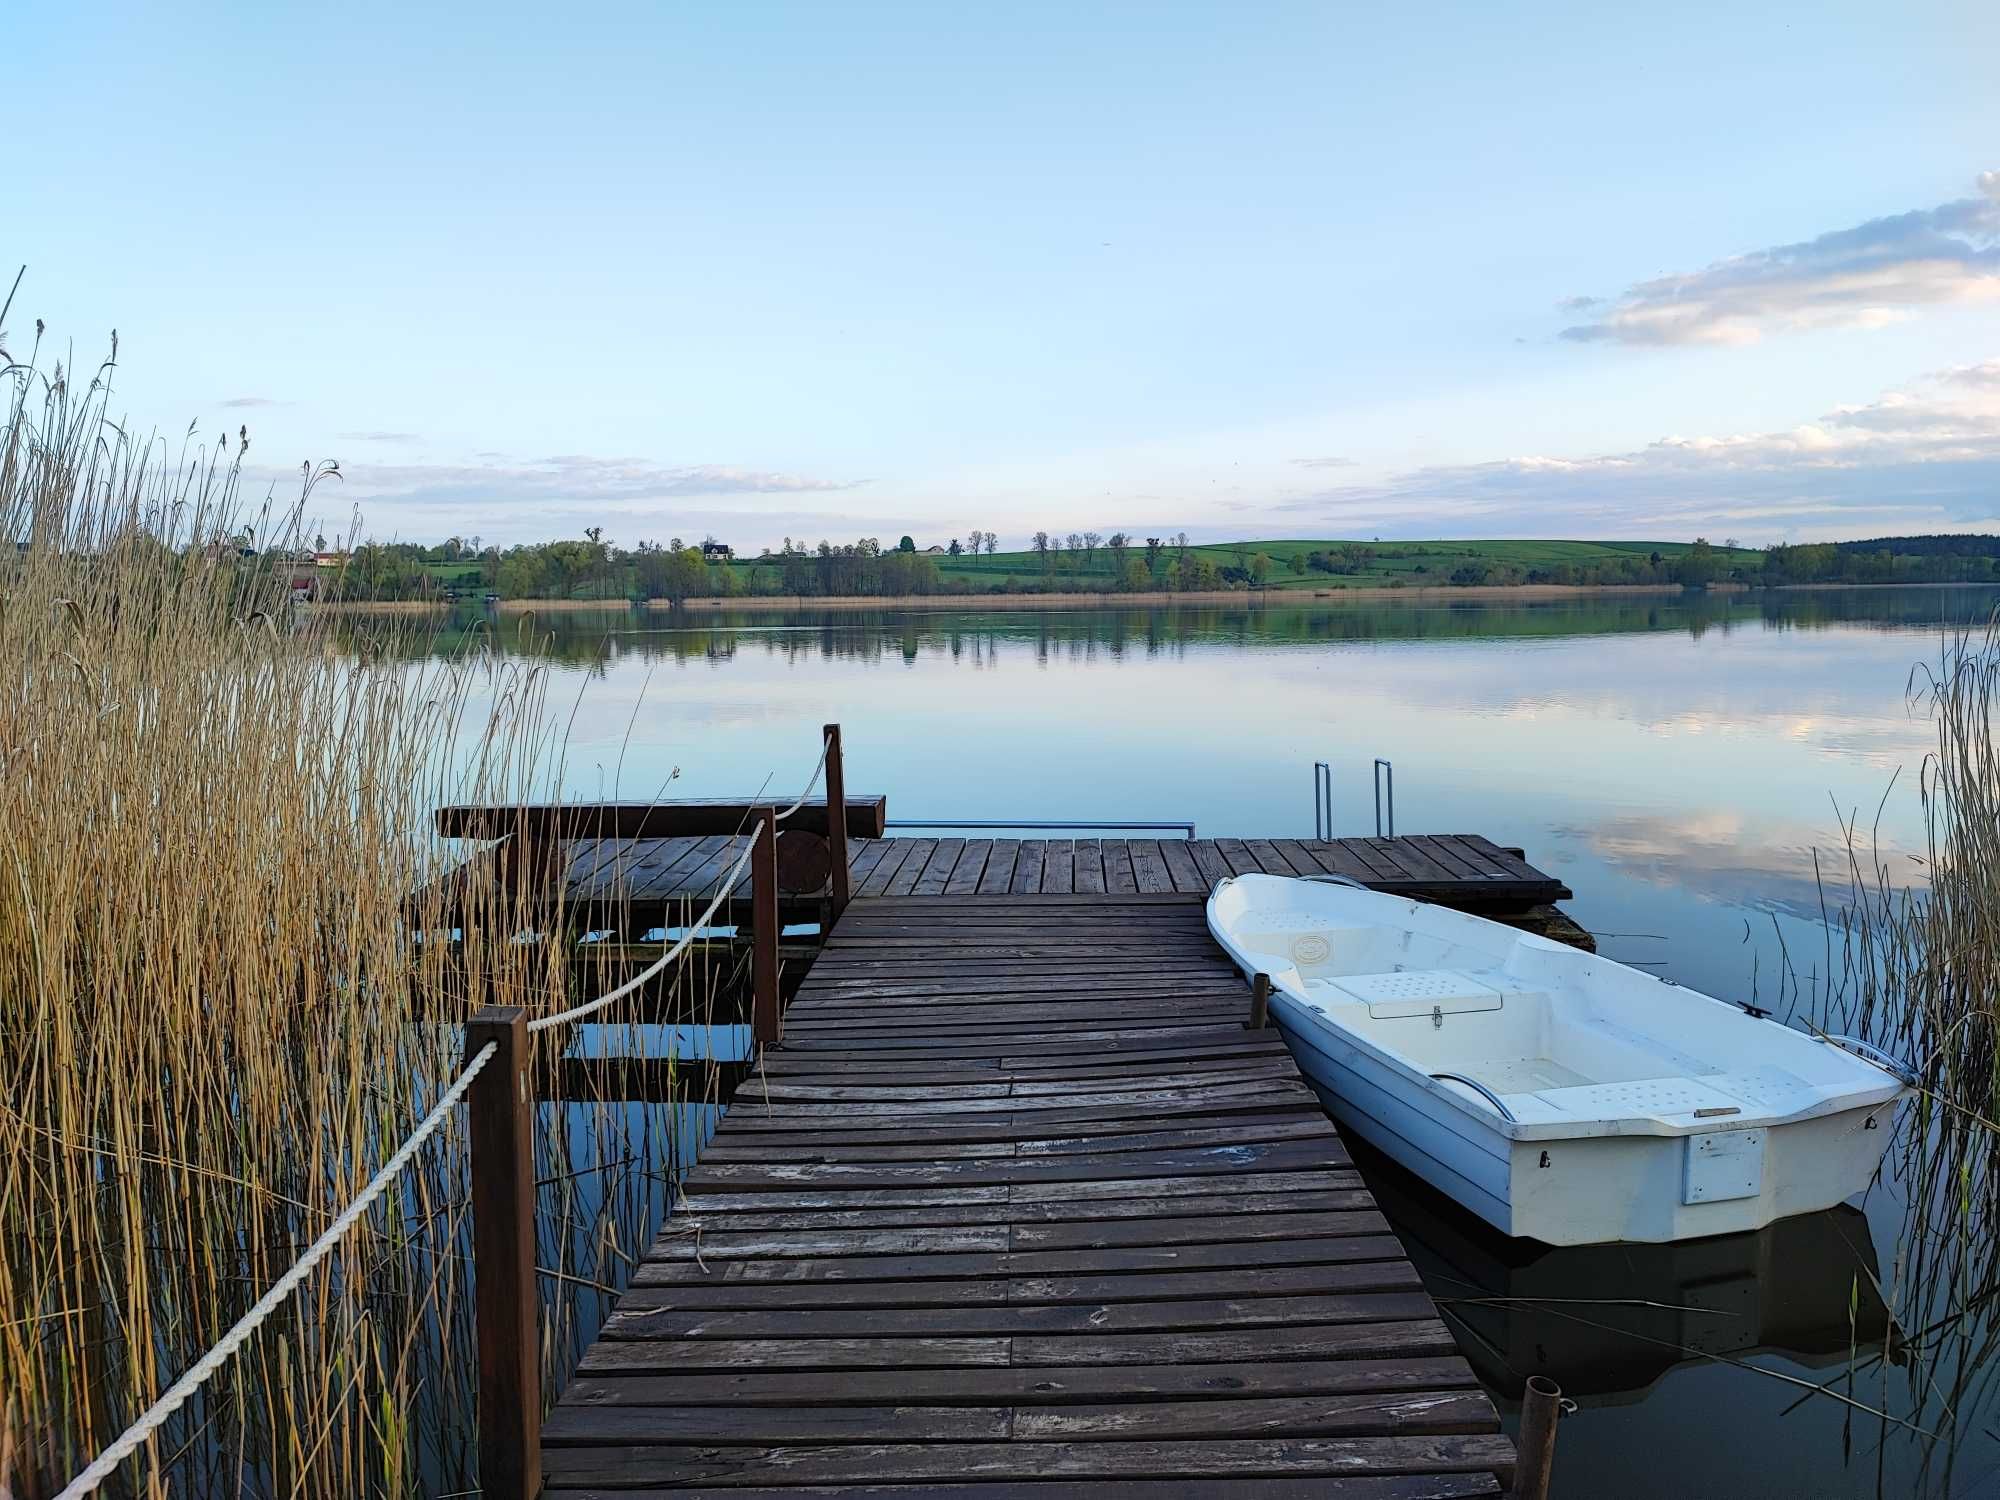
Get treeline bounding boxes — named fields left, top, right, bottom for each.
left=321, top=529, right=2000, bottom=602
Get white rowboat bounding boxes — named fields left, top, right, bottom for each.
left=1207, top=873, right=1910, bottom=1245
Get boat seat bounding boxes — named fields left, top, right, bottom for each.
left=1323, top=968, right=1505, bottom=1019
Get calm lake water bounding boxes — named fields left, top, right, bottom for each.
left=392, top=585, right=2000, bottom=1500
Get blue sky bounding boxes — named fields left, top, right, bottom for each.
left=8, top=2, right=1999, bottom=549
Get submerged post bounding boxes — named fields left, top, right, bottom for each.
left=824, top=722, right=850, bottom=920
left=1514, top=1374, right=1566, bottom=1500
left=752, top=807, right=781, bottom=1046
left=1247, top=972, right=1271, bottom=1030
left=465, top=1006, right=541, bottom=1500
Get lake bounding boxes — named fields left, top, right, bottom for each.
left=395, top=585, right=2000, bottom=1499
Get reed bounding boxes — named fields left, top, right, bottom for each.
left=1806, top=614, right=2000, bottom=1478
left=0, top=292, right=723, bottom=1494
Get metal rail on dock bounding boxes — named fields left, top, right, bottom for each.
left=887, top=816, right=1197, bottom=838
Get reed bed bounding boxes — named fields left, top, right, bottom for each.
left=0, top=297, right=726, bottom=1495
left=1810, top=615, right=2000, bottom=1487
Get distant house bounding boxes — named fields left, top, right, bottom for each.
left=701, top=541, right=734, bottom=561
left=314, top=551, right=348, bottom=567
left=924, top=544, right=946, bottom=554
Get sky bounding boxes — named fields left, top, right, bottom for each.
left=7, top=1, right=2000, bottom=551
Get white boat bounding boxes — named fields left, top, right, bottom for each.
left=1207, top=873, right=1911, bottom=1245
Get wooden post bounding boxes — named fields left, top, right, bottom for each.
left=1513, top=1374, right=1565, bottom=1500
left=752, top=808, right=781, bottom=1046
left=465, top=1006, right=541, bottom=1500
left=1246, top=972, right=1271, bottom=1030
left=823, top=722, right=851, bottom=921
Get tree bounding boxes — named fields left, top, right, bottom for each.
left=1288, top=553, right=1306, bottom=576
left=948, top=538, right=963, bottom=555
left=1065, top=532, right=1083, bottom=555
left=983, top=533, right=998, bottom=555
left=1675, top=537, right=1720, bottom=589
left=1032, top=531, right=1052, bottom=572
left=1082, top=531, right=1102, bottom=564
left=898, top=535, right=916, bottom=553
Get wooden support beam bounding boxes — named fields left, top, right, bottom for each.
left=465, top=1006, right=541, bottom=1500
left=435, top=796, right=885, bottom=842
left=824, top=723, right=851, bottom=921
left=752, top=808, right=781, bottom=1047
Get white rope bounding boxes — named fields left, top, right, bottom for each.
left=526, top=837, right=757, bottom=1033
left=525, top=731, right=834, bottom=1035
left=61, top=737, right=838, bottom=1491
left=55, top=1042, right=501, bottom=1500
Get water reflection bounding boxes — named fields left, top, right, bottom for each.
left=340, top=584, right=2000, bottom=669
left=1360, top=1139, right=1893, bottom=1407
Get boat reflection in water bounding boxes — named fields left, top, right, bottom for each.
left=1354, top=1140, right=1898, bottom=1409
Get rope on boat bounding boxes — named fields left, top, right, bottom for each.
left=54, top=1041, right=502, bottom=1499
left=525, top=727, right=832, bottom=1034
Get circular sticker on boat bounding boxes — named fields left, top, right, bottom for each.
left=1292, top=934, right=1332, bottom=964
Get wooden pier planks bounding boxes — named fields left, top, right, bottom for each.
left=523, top=835, right=1569, bottom=924
left=543, top=894, right=1512, bottom=1496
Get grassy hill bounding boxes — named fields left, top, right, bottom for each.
left=403, top=537, right=1767, bottom=599
left=931, top=538, right=1762, bottom=592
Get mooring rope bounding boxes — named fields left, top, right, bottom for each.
left=57, top=735, right=835, bottom=1493
left=525, top=729, right=833, bottom=1035
left=54, top=1041, right=502, bottom=1500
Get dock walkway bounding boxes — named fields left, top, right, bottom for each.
left=543, top=892, right=1514, bottom=1497
left=553, top=832, right=1570, bottom=928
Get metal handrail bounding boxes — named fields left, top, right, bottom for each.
left=1373, top=759, right=1395, bottom=838
left=1430, top=1071, right=1519, bottom=1123
left=1313, top=761, right=1333, bottom=840
left=887, top=818, right=1196, bottom=839
left=1817, top=1032, right=1919, bottom=1085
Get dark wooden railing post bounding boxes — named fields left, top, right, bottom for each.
left=1246, top=972, right=1271, bottom=1030
left=752, top=808, right=781, bottom=1046
left=823, top=723, right=850, bottom=920
left=465, top=1005, right=541, bottom=1500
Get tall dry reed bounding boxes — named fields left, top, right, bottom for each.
left=0, top=289, right=723, bottom=1495
left=1812, top=615, right=2000, bottom=1486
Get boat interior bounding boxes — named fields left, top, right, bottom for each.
left=1216, top=883, right=1894, bottom=1131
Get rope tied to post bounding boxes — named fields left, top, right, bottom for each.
left=53, top=1042, right=502, bottom=1500
left=525, top=727, right=833, bottom=1034
left=53, top=731, right=838, bottom=1497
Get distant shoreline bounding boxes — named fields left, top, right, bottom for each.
left=314, top=577, right=2000, bottom=617
left=656, top=582, right=1750, bottom=610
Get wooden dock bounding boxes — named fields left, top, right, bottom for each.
left=516, top=831, right=1571, bottom=928
left=541, top=892, right=1515, bottom=1497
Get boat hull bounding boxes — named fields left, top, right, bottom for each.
left=1271, top=992, right=1899, bottom=1245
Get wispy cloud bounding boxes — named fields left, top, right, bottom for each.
left=1562, top=171, right=2000, bottom=347
left=1290, top=455, right=1357, bottom=469
left=337, top=430, right=423, bottom=443
left=265, top=452, right=873, bottom=543
left=221, top=395, right=284, bottom=408
left=1279, top=357, right=2000, bottom=539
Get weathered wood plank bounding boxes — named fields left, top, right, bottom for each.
left=543, top=883, right=1509, bottom=1495
left=540, top=1432, right=1515, bottom=1486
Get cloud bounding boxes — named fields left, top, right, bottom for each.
left=1290, top=455, right=1357, bottom=469
left=1561, top=172, right=2000, bottom=347
left=221, top=395, right=284, bottom=408
left=1277, top=357, right=2000, bottom=539
left=337, top=430, right=423, bottom=443
left=259, top=452, right=872, bottom=543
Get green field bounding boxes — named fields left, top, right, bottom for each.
left=929, top=538, right=1761, bottom=591
left=405, top=537, right=1766, bottom=599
